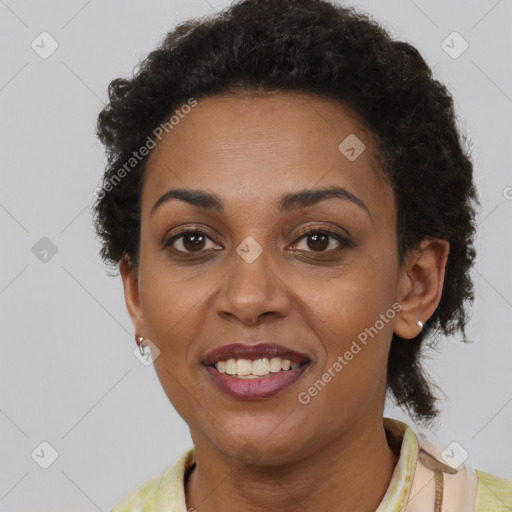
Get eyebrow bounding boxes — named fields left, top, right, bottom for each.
left=150, top=186, right=371, bottom=219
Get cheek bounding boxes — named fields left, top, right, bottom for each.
left=319, top=285, right=394, bottom=387
left=302, top=303, right=394, bottom=431
left=308, top=249, right=398, bottom=395
left=137, top=257, right=203, bottom=354
left=137, top=262, right=207, bottom=416
left=320, top=249, right=398, bottom=336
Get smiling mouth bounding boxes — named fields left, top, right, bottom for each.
left=201, top=342, right=312, bottom=398
left=205, top=357, right=310, bottom=378
left=203, top=359, right=311, bottom=400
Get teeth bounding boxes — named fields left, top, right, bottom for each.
left=269, top=357, right=282, bottom=372
left=214, top=357, right=304, bottom=377
left=225, top=359, right=237, bottom=374
left=236, top=359, right=252, bottom=376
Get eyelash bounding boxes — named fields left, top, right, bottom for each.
left=162, top=225, right=353, bottom=256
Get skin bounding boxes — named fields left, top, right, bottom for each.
left=120, top=91, right=449, bottom=512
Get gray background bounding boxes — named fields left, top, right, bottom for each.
left=1, top=0, right=511, bottom=510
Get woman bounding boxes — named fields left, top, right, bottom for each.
left=93, top=0, right=512, bottom=510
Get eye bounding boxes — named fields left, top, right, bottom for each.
left=162, top=225, right=352, bottom=256
left=163, top=228, right=222, bottom=254
left=291, top=228, right=350, bottom=254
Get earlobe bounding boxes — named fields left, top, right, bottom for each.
left=119, top=253, right=145, bottom=335
left=394, top=237, right=450, bottom=339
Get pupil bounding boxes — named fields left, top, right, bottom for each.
left=184, top=233, right=205, bottom=251
left=308, top=233, right=328, bottom=251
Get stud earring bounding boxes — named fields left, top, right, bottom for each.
left=137, top=336, right=147, bottom=356
left=416, top=320, right=424, bottom=332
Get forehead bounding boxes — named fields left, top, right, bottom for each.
left=142, top=91, right=393, bottom=220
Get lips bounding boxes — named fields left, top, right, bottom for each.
left=204, top=363, right=309, bottom=399
left=201, top=342, right=311, bottom=400
left=202, top=342, right=310, bottom=365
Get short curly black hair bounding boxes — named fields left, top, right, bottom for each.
left=93, top=0, right=479, bottom=424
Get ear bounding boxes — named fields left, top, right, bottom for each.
left=394, top=237, right=450, bottom=339
left=119, top=254, right=145, bottom=336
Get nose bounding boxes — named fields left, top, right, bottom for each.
left=215, top=243, right=292, bottom=325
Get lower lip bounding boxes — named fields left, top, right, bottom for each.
left=203, top=364, right=310, bottom=399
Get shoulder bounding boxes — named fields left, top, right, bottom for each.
left=111, top=476, right=162, bottom=512
left=109, top=448, right=196, bottom=512
left=474, top=469, right=512, bottom=511
left=110, top=474, right=162, bottom=512
left=389, top=418, right=510, bottom=512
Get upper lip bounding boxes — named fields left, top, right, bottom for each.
left=202, top=343, right=311, bottom=365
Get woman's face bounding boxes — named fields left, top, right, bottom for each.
left=122, top=92, right=420, bottom=463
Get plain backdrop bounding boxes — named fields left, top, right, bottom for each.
left=1, top=0, right=511, bottom=510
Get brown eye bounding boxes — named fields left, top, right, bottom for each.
left=181, top=232, right=207, bottom=252
left=164, top=229, right=221, bottom=254
left=305, top=232, right=329, bottom=251
left=292, top=229, right=350, bottom=254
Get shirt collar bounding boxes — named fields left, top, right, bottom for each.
left=376, top=417, right=420, bottom=511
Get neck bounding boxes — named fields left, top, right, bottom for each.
left=185, top=416, right=399, bottom=512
